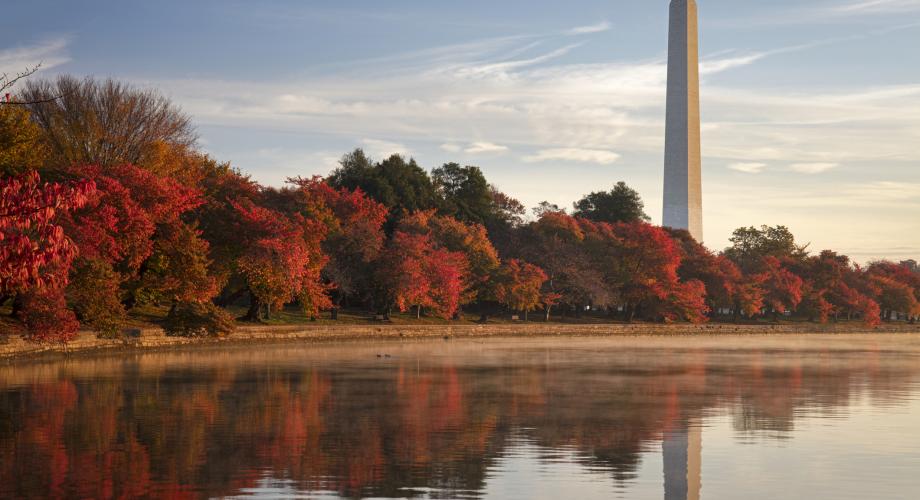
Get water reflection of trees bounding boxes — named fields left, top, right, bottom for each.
left=0, top=344, right=917, bottom=499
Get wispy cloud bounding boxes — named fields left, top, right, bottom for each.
left=700, top=53, right=768, bottom=74
left=728, top=162, right=767, bottom=174
left=833, top=0, right=920, bottom=14
left=465, top=142, right=509, bottom=154
left=449, top=43, right=584, bottom=79
left=789, top=162, right=839, bottom=174
left=566, top=21, right=611, bottom=35
left=0, top=36, right=71, bottom=76
left=523, top=148, right=620, bottom=164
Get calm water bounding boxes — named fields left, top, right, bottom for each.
left=2, top=335, right=920, bottom=499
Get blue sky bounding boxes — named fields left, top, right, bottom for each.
left=3, top=0, right=919, bottom=261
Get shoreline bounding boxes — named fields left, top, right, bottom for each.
left=3, top=321, right=920, bottom=362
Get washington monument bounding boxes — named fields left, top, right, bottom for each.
left=663, top=0, right=703, bottom=242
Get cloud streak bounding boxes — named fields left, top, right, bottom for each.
left=0, top=36, right=71, bottom=77
left=789, top=162, right=840, bottom=174
left=566, top=21, right=612, bottom=35
left=523, top=148, right=620, bottom=164
left=728, top=162, right=767, bottom=174
left=834, top=0, right=920, bottom=14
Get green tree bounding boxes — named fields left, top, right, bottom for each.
left=723, top=225, right=807, bottom=273
left=432, top=163, right=492, bottom=225
left=327, top=150, right=442, bottom=220
left=573, top=182, right=650, bottom=224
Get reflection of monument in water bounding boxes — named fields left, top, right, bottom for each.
left=663, top=0, right=703, bottom=242
left=663, top=421, right=702, bottom=500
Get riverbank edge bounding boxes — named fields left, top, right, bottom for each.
left=3, top=322, right=920, bottom=361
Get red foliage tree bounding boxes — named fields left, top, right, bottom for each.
left=865, top=261, right=920, bottom=321
left=61, top=164, right=199, bottom=272
left=670, top=229, right=761, bottom=319
left=1, top=172, right=93, bottom=341
left=18, top=287, right=80, bottom=342
left=55, top=164, right=209, bottom=335
left=520, top=211, right=602, bottom=319
left=608, top=221, right=703, bottom=322
left=791, top=251, right=881, bottom=325
left=867, top=274, right=919, bottom=320
left=232, top=198, right=331, bottom=320
left=289, top=177, right=388, bottom=313
left=757, top=256, right=804, bottom=320
left=377, top=229, right=468, bottom=319
left=494, top=259, right=548, bottom=320
left=663, top=279, right=710, bottom=324
left=0, top=171, right=93, bottom=294
left=397, top=210, right=499, bottom=306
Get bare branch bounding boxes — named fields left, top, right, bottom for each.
left=0, top=95, right=66, bottom=106
left=0, top=63, right=68, bottom=106
left=0, top=64, right=41, bottom=94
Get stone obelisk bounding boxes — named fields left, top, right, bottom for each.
left=663, top=0, right=703, bottom=241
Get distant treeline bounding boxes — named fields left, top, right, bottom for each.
left=1, top=75, right=918, bottom=342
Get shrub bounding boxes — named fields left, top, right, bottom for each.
left=19, top=288, right=79, bottom=343
left=67, top=259, right=126, bottom=338
left=163, top=301, right=235, bottom=338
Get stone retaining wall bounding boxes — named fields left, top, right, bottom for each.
left=2, top=322, right=919, bottom=360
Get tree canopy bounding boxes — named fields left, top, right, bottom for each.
left=572, top=181, right=650, bottom=224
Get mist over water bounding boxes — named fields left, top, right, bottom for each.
left=1, top=335, right=919, bottom=499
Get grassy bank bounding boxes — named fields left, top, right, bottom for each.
left=2, top=315, right=919, bottom=362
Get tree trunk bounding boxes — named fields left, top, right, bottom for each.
left=11, top=294, right=23, bottom=318
left=242, top=293, right=262, bottom=322
left=544, top=305, right=551, bottom=322
left=625, top=304, right=636, bottom=323
left=331, top=307, right=338, bottom=320
left=416, top=305, right=421, bottom=319
left=215, top=287, right=247, bottom=307
left=523, top=310, right=528, bottom=321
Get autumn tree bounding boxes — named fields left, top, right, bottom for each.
left=607, top=221, right=706, bottom=322
left=516, top=211, right=590, bottom=320
left=757, top=256, right=804, bottom=321
left=0, top=105, right=48, bottom=176
left=494, top=259, right=548, bottom=320
left=232, top=197, right=331, bottom=321
left=376, top=230, right=468, bottom=319
left=1, top=172, right=94, bottom=295
left=798, top=251, right=880, bottom=325
left=669, top=228, right=762, bottom=319
left=288, top=177, right=389, bottom=317
left=193, top=166, right=262, bottom=302
left=866, top=261, right=920, bottom=321
left=23, top=76, right=196, bottom=168
left=1, top=172, right=94, bottom=341
left=57, top=164, right=206, bottom=336
left=397, top=210, right=500, bottom=310
left=488, top=186, right=526, bottom=228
